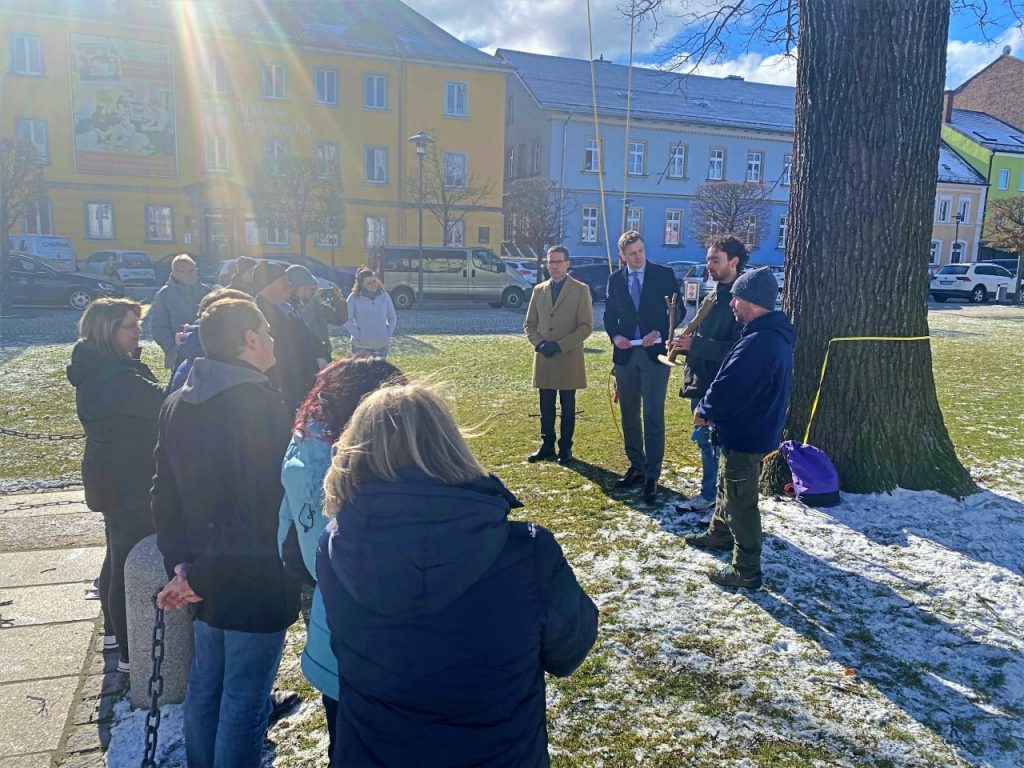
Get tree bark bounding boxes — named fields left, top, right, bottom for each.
left=764, top=0, right=975, bottom=497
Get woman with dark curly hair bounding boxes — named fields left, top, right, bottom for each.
left=277, top=356, right=404, bottom=760
left=67, top=298, right=165, bottom=673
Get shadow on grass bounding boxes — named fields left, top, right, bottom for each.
left=565, top=458, right=691, bottom=516
left=751, top=538, right=1024, bottom=767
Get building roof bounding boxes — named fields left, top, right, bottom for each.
left=9, top=0, right=507, bottom=70
left=947, top=109, right=1024, bottom=154
left=496, top=49, right=795, bottom=134
left=937, top=142, right=987, bottom=185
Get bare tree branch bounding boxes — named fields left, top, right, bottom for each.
left=404, top=143, right=494, bottom=246
left=689, top=182, right=772, bottom=249
left=503, top=178, right=576, bottom=259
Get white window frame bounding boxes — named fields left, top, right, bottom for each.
left=262, top=64, right=286, bottom=100
left=998, top=168, right=1010, bottom=190
left=265, top=217, right=290, bottom=246
left=21, top=200, right=52, bottom=234
left=708, top=148, right=725, bottom=181
left=950, top=240, right=966, bottom=264
left=264, top=138, right=288, bottom=174
left=531, top=139, right=542, bottom=175
left=364, top=146, right=388, bottom=184
left=145, top=205, right=174, bottom=242
left=581, top=206, right=598, bottom=243
left=956, top=197, right=971, bottom=225
left=315, top=68, right=338, bottom=106
left=446, top=220, right=466, bottom=247
left=86, top=202, right=115, bottom=240
left=746, top=151, right=763, bottom=183
left=668, top=145, right=686, bottom=179
left=204, top=135, right=229, bottom=171
left=782, top=154, right=793, bottom=185
left=935, top=195, right=952, bottom=224
left=365, top=215, right=387, bottom=248
left=245, top=213, right=260, bottom=247
left=11, top=34, right=43, bottom=76
left=363, top=74, right=387, bottom=110
left=315, top=142, right=338, bottom=178
left=443, top=152, right=467, bottom=189
left=626, top=206, right=642, bottom=233
left=743, top=214, right=759, bottom=246
left=15, top=117, right=48, bottom=163
left=444, top=81, right=468, bottom=117
left=664, top=209, right=682, bottom=245
left=777, top=213, right=788, bottom=249
left=583, top=138, right=601, bottom=172
left=628, top=142, right=646, bottom=176
left=929, top=239, right=941, bottom=265
left=505, top=146, right=515, bottom=178
left=206, top=57, right=229, bottom=94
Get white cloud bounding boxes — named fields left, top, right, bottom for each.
left=945, top=26, right=1024, bottom=88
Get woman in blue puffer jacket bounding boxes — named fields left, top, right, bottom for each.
left=277, top=356, right=404, bottom=760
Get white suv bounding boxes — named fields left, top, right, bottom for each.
left=929, top=263, right=1016, bottom=304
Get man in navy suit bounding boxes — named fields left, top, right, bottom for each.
left=604, top=230, right=682, bottom=502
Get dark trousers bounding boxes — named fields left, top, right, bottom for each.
left=615, top=349, right=671, bottom=480
left=539, top=389, right=576, bottom=450
left=323, top=694, right=338, bottom=760
left=707, top=447, right=765, bottom=578
left=98, top=510, right=154, bottom=662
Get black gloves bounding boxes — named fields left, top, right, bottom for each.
left=536, top=341, right=561, bottom=358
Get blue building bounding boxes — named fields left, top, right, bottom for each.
left=497, top=49, right=795, bottom=266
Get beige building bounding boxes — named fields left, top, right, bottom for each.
left=930, top=143, right=988, bottom=270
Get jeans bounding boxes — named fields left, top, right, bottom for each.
left=184, top=621, right=287, bottom=768
left=615, top=349, right=671, bottom=480
left=98, top=510, right=154, bottom=662
left=351, top=343, right=389, bottom=359
left=538, top=388, right=576, bottom=450
left=690, top=397, right=719, bottom=501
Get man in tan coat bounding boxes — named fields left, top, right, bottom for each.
left=524, top=246, right=594, bottom=464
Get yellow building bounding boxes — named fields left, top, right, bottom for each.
left=1, top=0, right=509, bottom=270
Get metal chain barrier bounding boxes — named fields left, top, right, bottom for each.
left=0, top=498, right=84, bottom=515
left=0, top=426, right=85, bottom=441
left=141, top=593, right=166, bottom=768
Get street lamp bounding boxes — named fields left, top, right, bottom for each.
left=952, top=211, right=964, bottom=263
left=407, top=130, right=434, bottom=304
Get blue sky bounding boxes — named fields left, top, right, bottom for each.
left=404, top=0, right=1024, bottom=90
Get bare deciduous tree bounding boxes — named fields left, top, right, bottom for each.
left=503, top=178, right=576, bottom=277
left=985, top=196, right=1024, bottom=300
left=689, top=182, right=771, bottom=250
left=405, top=144, right=494, bottom=247
left=0, top=138, right=48, bottom=314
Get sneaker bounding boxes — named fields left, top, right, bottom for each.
left=103, top=635, right=119, bottom=651
left=682, top=532, right=734, bottom=553
left=85, top=587, right=101, bottom=600
left=117, top=659, right=130, bottom=674
left=268, top=689, right=300, bottom=726
left=674, top=495, right=715, bottom=513
left=707, top=565, right=762, bottom=590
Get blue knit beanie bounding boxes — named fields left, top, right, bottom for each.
left=731, top=266, right=778, bottom=310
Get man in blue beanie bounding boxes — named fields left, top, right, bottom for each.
left=684, top=266, right=794, bottom=589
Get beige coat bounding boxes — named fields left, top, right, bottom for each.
left=524, top=276, right=593, bottom=390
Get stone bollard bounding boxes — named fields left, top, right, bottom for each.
left=124, top=534, right=194, bottom=709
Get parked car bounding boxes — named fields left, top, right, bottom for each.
left=216, top=258, right=341, bottom=293
left=8, top=254, right=123, bottom=310
left=664, top=260, right=702, bottom=285
left=153, top=252, right=220, bottom=285
left=983, top=258, right=1019, bottom=277
left=667, top=262, right=716, bottom=302
left=245, top=252, right=355, bottom=292
left=750, top=264, right=785, bottom=302
left=929, top=263, right=1016, bottom=303
left=568, top=263, right=614, bottom=303
left=81, top=249, right=157, bottom=286
left=503, top=259, right=543, bottom=286
left=8, top=234, right=78, bottom=272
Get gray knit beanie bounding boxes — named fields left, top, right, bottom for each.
left=731, top=266, right=778, bottom=311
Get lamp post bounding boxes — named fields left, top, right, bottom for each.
left=407, top=130, right=434, bottom=304
left=952, top=211, right=963, bottom=263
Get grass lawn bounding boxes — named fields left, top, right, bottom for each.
left=3, top=306, right=1024, bottom=767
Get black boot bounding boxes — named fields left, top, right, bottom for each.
left=557, top=445, right=574, bottom=465
left=528, top=443, right=557, bottom=462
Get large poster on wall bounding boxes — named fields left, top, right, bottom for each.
left=69, top=34, right=178, bottom=177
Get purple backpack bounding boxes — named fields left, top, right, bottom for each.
left=779, top=441, right=840, bottom=507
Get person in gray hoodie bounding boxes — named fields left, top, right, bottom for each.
left=344, top=268, right=396, bottom=358
left=149, top=254, right=211, bottom=369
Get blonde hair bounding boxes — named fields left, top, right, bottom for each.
left=324, top=382, right=487, bottom=514
left=78, top=298, right=143, bottom=358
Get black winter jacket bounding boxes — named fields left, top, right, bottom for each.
left=604, top=262, right=682, bottom=365
left=256, top=295, right=321, bottom=412
left=66, top=341, right=165, bottom=515
left=151, top=357, right=300, bottom=632
left=679, top=278, right=743, bottom=400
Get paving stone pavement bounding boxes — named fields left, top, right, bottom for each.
left=0, top=488, right=130, bottom=768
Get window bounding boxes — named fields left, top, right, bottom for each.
left=935, top=195, right=952, bottom=223
left=365, top=215, right=387, bottom=247
left=782, top=154, right=793, bottom=185
left=777, top=214, right=788, bottom=248
left=316, top=230, right=340, bottom=248
left=316, top=142, right=338, bottom=178
left=446, top=220, right=466, bottom=247
left=517, top=144, right=526, bottom=177
left=11, top=34, right=43, bottom=75
left=206, top=57, right=229, bottom=94
left=472, top=248, right=503, bottom=273
left=364, top=74, right=387, bottom=110
left=584, top=138, right=601, bottom=172
left=22, top=200, right=52, bottom=234
left=531, top=139, right=542, bottom=174
left=262, top=64, right=286, bottom=99
left=204, top=135, right=229, bottom=170
left=746, top=151, right=763, bottom=183
left=146, top=205, right=174, bottom=242
left=264, top=138, right=287, bottom=174
left=245, top=214, right=259, bottom=246
left=444, top=152, right=467, bottom=189
left=956, top=197, right=971, bottom=225
left=265, top=217, right=289, bottom=246
left=315, top=68, right=338, bottom=105
left=445, top=81, right=468, bottom=116
left=664, top=210, right=682, bottom=245
left=478, top=226, right=490, bottom=244
left=668, top=145, right=686, bottom=178
left=506, top=95, right=514, bottom=125
left=364, top=146, right=388, bottom=183
left=626, top=207, right=642, bottom=233
left=743, top=214, right=759, bottom=245
left=708, top=148, right=725, bottom=180
left=950, top=240, right=966, bottom=264
left=929, top=239, right=940, bottom=265
left=628, top=142, right=646, bottom=176
left=998, top=168, right=1010, bottom=190
left=86, top=203, right=114, bottom=240
left=505, top=146, right=515, bottom=178
left=581, top=206, right=598, bottom=243
left=15, top=117, right=48, bottom=162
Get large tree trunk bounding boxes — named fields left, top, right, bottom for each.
left=765, top=0, right=975, bottom=496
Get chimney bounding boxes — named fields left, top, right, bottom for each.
left=942, top=90, right=953, bottom=123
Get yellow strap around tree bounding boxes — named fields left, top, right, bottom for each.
left=802, top=335, right=930, bottom=444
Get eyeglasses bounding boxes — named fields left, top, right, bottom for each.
left=117, top=322, right=142, bottom=332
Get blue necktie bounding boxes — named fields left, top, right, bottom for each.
left=630, top=271, right=641, bottom=339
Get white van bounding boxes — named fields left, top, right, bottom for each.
left=8, top=235, right=78, bottom=272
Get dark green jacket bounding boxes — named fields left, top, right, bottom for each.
left=679, top=278, right=743, bottom=400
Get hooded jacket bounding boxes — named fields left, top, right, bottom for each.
left=149, top=276, right=212, bottom=369
left=151, top=356, right=300, bottom=632
left=66, top=340, right=165, bottom=514
left=316, top=469, right=598, bottom=767
left=695, top=310, right=796, bottom=454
